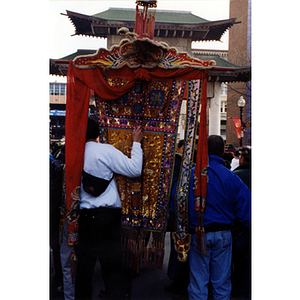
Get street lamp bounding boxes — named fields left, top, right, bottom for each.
left=237, top=96, right=246, bottom=146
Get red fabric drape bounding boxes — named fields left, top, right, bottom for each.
left=65, top=64, right=91, bottom=244
left=70, top=64, right=209, bottom=100
left=65, top=61, right=209, bottom=245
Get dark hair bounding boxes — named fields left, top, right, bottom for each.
left=86, top=118, right=99, bottom=140
left=239, top=147, right=251, bottom=163
left=177, top=139, right=184, bottom=149
left=208, top=135, right=225, bottom=157
left=222, top=152, right=234, bottom=163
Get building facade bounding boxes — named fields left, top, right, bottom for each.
left=49, top=81, right=96, bottom=141
left=49, top=82, right=66, bottom=140
left=227, top=0, right=251, bottom=147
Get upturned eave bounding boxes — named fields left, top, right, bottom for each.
left=64, top=9, right=236, bottom=42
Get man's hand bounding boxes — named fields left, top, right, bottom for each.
left=132, top=125, right=143, bottom=143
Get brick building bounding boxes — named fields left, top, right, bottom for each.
left=227, top=0, right=251, bottom=147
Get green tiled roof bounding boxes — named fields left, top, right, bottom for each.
left=55, top=49, right=97, bottom=61
left=192, top=54, right=245, bottom=69
left=92, top=8, right=209, bottom=24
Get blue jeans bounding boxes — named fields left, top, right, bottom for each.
left=60, top=219, right=75, bottom=300
left=188, top=230, right=232, bottom=300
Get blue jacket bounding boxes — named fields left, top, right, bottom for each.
left=172, top=155, right=251, bottom=230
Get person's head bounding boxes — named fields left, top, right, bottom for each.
left=86, top=118, right=99, bottom=141
left=176, top=139, right=184, bottom=154
left=222, top=151, right=234, bottom=163
left=208, top=135, right=225, bottom=157
left=238, top=146, right=251, bottom=165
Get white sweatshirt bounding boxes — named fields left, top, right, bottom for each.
left=80, top=141, right=143, bottom=209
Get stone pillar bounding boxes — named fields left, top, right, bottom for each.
left=208, top=82, right=221, bottom=136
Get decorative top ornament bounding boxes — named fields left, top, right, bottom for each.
left=134, top=0, right=157, bottom=39
left=136, top=0, right=157, bottom=8
left=73, top=38, right=216, bottom=69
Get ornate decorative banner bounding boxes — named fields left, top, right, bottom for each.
left=96, top=78, right=186, bottom=269
left=173, top=79, right=203, bottom=261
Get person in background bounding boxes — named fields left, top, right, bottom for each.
left=50, top=151, right=63, bottom=294
left=231, top=146, right=251, bottom=299
left=51, top=145, right=76, bottom=300
left=234, top=147, right=251, bottom=190
left=75, top=118, right=143, bottom=300
left=230, top=150, right=240, bottom=171
left=186, top=135, right=251, bottom=300
left=222, top=152, right=234, bottom=170
left=55, top=145, right=65, bottom=166
left=165, top=139, right=190, bottom=298
left=171, top=139, right=184, bottom=189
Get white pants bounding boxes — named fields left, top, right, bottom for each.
left=60, top=219, right=75, bottom=300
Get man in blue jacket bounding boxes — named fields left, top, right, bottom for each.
left=185, top=135, right=251, bottom=300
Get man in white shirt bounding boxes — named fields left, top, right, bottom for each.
left=75, top=118, right=143, bottom=300
left=230, top=150, right=240, bottom=171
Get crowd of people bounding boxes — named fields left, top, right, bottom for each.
left=50, top=117, right=251, bottom=300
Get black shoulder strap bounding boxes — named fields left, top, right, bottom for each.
left=82, top=169, right=113, bottom=182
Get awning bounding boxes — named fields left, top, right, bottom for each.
left=50, top=109, right=90, bottom=116
left=50, top=109, right=66, bottom=116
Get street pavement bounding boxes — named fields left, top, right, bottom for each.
left=50, top=232, right=188, bottom=300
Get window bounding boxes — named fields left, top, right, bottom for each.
left=55, top=84, right=59, bottom=95
left=220, top=120, right=226, bottom=136
left=50, top=83, right=54, bottom=95
left=50, top=83, right=66, bottom=96
left=221, top=84, right=227, bottom=96
left=60, top=84, right=66, bottom=95
left=220, top=102, right=227, bottom=113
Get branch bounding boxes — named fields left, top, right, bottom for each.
left=226, top=84, right=247, bottom=97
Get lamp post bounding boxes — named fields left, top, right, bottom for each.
left=237, top=96, right=246, bottom=147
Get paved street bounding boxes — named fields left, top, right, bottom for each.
left=50, top=232, right=188, bottom=300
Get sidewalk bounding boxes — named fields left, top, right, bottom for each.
left=50, top=232, right=187, bottom=300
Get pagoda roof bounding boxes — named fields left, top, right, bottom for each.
left=192, top=54, right=250, bottom=82
left=64, top=8, right=236, bottom=42
left=50, top=49, right=250, bottom=83
left=50, top=49, right=96, bottom=77
left=92, top=8, right=210, bottom=23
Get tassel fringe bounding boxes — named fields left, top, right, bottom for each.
left=121, top=228, right=165, bottom=272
